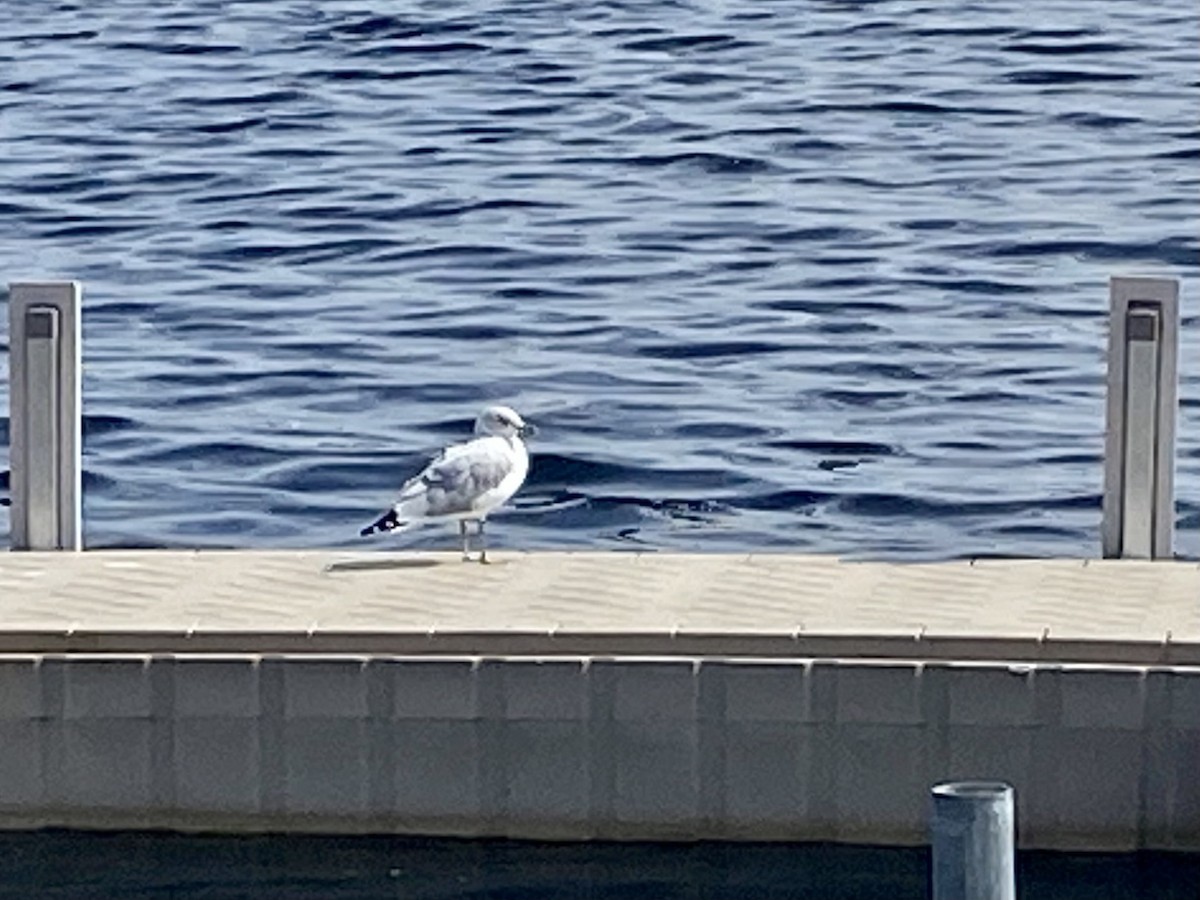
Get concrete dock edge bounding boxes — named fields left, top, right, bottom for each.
left=0, top=550, right=1196, bottom=848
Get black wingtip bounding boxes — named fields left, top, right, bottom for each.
left=360, top=508, right=402, bottom=537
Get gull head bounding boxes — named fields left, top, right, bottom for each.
left=475, top=405, right=534, bottom=439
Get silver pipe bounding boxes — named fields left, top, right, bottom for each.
left=931, top=781, right=1016, bottom=900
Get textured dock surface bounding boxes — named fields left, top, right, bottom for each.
left=0, top=550, right=1197, bottom=661
left=0, top=551, right=1198, bottom=848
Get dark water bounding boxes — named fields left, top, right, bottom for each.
left=0, top=0, right=1197, bottom=557
left=0, top=831, right=1196, bottom=900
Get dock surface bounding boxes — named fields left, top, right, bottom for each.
left=1, top=550, right=1198, bottom=660
left=0, top=550, right=1197, bottom=850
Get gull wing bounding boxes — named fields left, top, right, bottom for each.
left=360, top=436, right=519, bottom=537
left=400, top=436, right=515, bottom=518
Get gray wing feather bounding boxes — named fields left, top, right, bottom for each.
left=396, top=438, right=513, bottom=518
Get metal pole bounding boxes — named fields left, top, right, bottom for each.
left=931, top=781, right=1015, bottom=900
left=1101, top=276, right=1178, bottom=559
left=7, top=281, right=82, bottom=550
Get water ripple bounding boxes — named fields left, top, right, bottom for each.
left=0, top=0, right=1196, bottom=559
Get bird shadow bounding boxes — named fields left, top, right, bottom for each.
left=324, top=558, right=444, bottom=573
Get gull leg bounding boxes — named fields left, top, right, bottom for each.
left=459, top=520, right=471, bottom=562
left=478, top=519, right=489, bottom=565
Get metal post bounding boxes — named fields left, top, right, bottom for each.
left=931, top=781, right=1015, bottom=900
left=7, top=281, right=81, bottom=550
left=1101, top=276, right=1178, bottom=559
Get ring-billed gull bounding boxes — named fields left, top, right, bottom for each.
left=360, top=405, right=533, bottom=563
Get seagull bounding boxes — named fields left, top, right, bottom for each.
left=360, top=405, right=533, bottom=563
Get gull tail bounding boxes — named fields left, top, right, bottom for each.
left=360, top=507, right=407, bottom=537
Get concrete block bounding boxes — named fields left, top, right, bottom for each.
left=1160, top=731, right=1200, bottom=848
left=0, top=658, right=44, bottom=719
left=721, top=721, right=811, bottom=826
left=835, top=664, right=923, bottom=725
left=1060, top=669, right=1145, bottom=730
left=63, top=659, right=151, bottom=719
left=1168, top=670, right=1200, bottom=728
left=835, top=725, right=925, bottom=839
left=714, top=662, right=811, bottom=723
left=947, top=666, right=1037, bottom=726
left=500, top=721, right=590, bottom=823
left=392, top=660, right=479, bottom=720
left=496, top=661, right=588, bottom=721
left=393, top=720, right=481, bottom=819
left=1049, top=730, right=1143, bottom=847
left=56, top=720, right=152, bottom=808
left=0, top=721, right=42, bottom=807
left=612, top=718, right=698, bottom=826
left=173, top=719, right=259, bottom=813
left=173, top=659, right=259, bottom=718
left=945, top=726, right=1034, bottom=821
left=282, top=720, right=368, bottom=814
left=282, top=659, right=368, bottom=719
left=609, top=661, right=697, bottom=721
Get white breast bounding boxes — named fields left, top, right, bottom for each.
left=475, top=436, right=529, bottom=517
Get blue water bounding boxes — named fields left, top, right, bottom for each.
left=0, top=831, right=1196, bottom=900
left=0, top=0, right=1197, bottom=557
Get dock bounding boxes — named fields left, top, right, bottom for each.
left=0, top=549, right=1197, bottom=850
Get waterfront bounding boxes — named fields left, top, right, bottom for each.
left=0, top=4, right=1196, bottom=556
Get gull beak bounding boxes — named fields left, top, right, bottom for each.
left=518, top=422, right=537, bottom=439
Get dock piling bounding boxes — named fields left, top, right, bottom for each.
left=6, top=281, right=82, bottom=550
left=1102, top=276, right=1179, bottom=559
left=931, top=781, right=1016, bottom=900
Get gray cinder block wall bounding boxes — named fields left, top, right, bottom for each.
left=0, top=654, right=1195, bottom=849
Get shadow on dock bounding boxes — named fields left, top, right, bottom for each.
left=324, top=557, right=444, bottom=573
